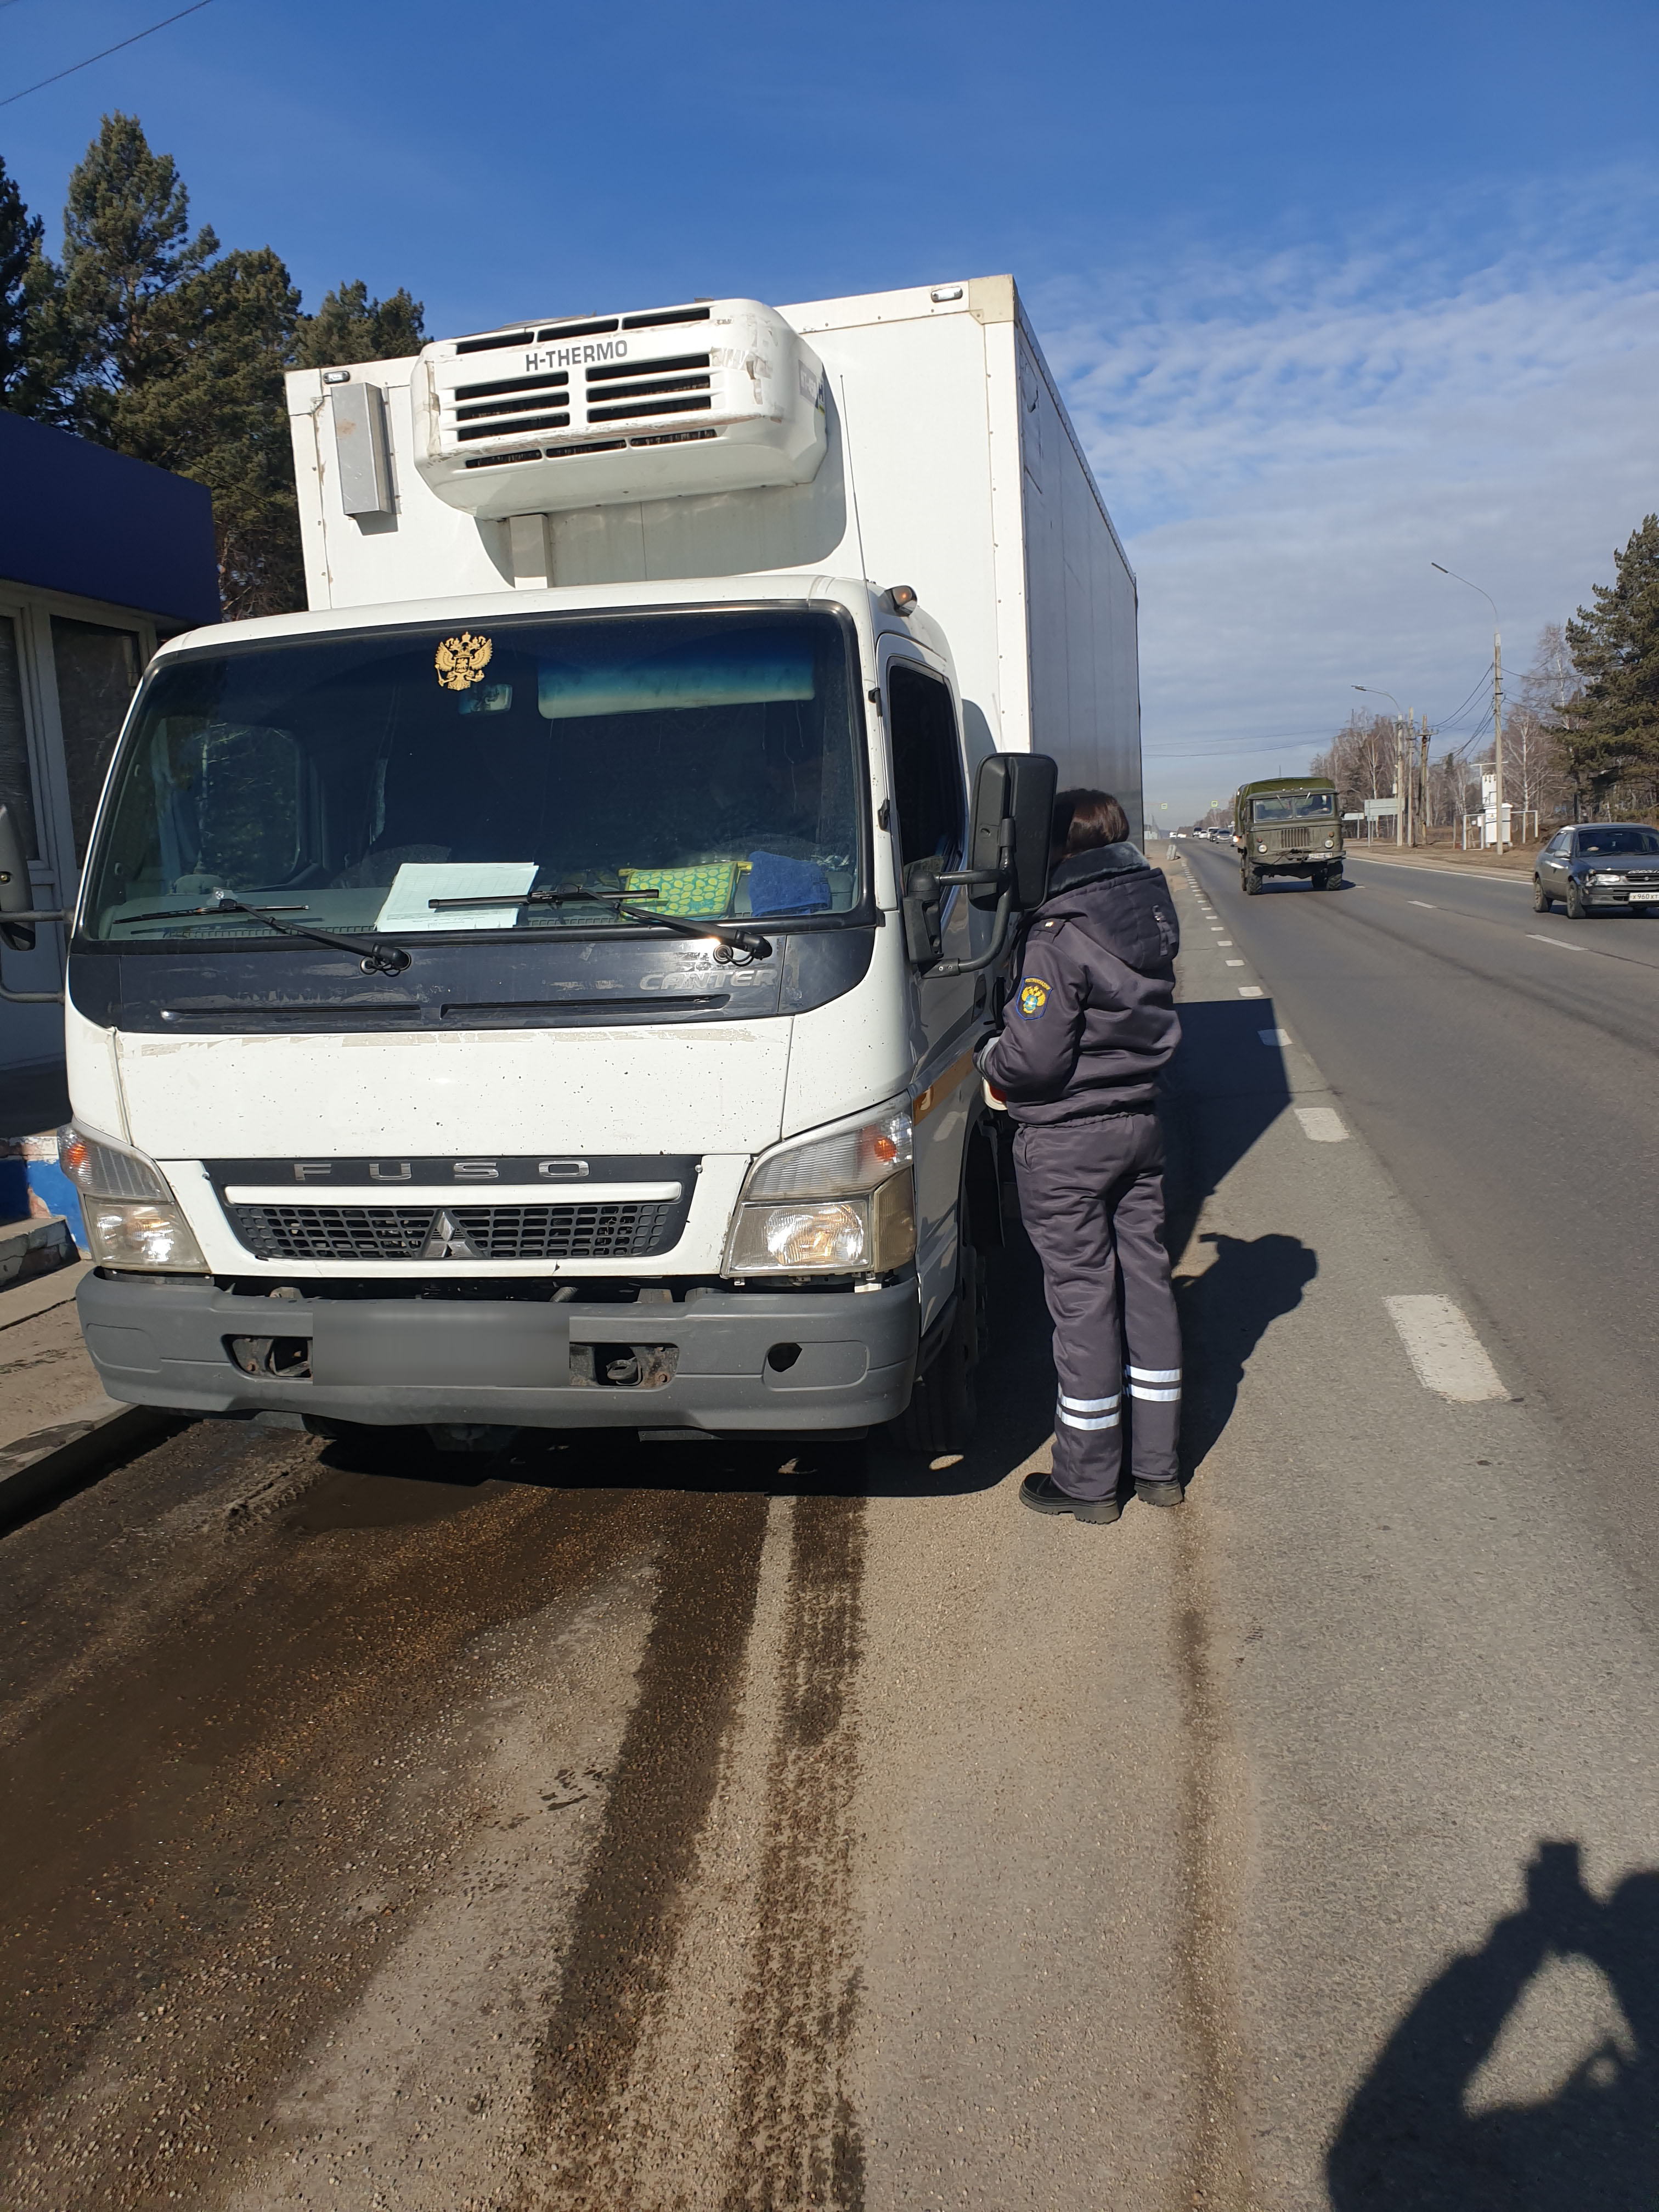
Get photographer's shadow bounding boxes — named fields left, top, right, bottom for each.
left=1177, top=1229, right=1317, bottom=1481
left=1328, top=1840, right=1658, bottom=2210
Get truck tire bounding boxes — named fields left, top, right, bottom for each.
left=1243, top=868, right=1262, bottom=895
left=895, top=1241, right=980, bottom=1457
left=1319, top=866, right=1341, bottom=889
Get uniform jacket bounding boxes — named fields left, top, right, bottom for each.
left=977, top=842, right=1181, bottom=1125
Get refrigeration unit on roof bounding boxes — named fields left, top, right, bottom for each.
left=410, top=298, right=828, bottom=519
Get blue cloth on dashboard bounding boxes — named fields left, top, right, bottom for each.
left=748, top=849, right=831, bottom=915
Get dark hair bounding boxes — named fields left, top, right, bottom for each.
left=1051, top=788, right=1130, bottom=861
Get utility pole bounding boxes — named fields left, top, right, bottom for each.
left=1419, top=721, right=1431, bottom=836
left=1433, top=564, right=1506, bottom=850
left=1493, top=630, right=1504, bottom=849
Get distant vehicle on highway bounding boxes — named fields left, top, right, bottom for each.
left=1233, top=776, right=1343, bottom=894
left=1534, top=823, right=1659, bottom=918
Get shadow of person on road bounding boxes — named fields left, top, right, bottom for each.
left=1328, top=1839, right=1659, bottom=2211
left=1176, top=1229, right=1317, bottom=1482
left=1164, top=996, right=1294, bottom=1267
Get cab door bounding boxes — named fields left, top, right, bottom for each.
left=880, top=644, right=977, bottom=1337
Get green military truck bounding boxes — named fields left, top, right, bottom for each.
left=1232, top=776, right=1344, bottom=894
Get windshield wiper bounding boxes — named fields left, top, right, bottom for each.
left=117, top=894, right=413, bottom=975
left=427, top=882, right=774, bottom=964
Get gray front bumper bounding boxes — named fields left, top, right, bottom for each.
left=76, top=1273, right=918, bottom=1434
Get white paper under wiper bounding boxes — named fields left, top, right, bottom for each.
left=375, top=862, right=537, bottom=933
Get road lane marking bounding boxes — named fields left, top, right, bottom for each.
left=1294, top=1105, right=1347, bottom=1141
left=1218, top=938, right=1233, bottom=944
left=1226, top=959, right=1245, bottom=966
left=1410, top=900, right=1435, bottom=909
left=1238, top=985, right=1264, bottom=997
left=1259, top=1028, right=1291, bottom=1045
left=1384, top=1295, right=1507, bottom=1402
left=1528, top=933, right=1589, bottom=953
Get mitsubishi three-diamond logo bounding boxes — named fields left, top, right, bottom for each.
left=420, top=1209, right=482, bottom=1261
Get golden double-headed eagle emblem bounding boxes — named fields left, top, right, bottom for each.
left=434, top=632, right=493, bottom=691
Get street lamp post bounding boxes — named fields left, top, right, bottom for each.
left=1433, top=563, right=1504, bottom=851
left=1353, top=685, right=1405, bottom=844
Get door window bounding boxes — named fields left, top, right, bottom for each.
left=0, top=614, right=39, bottom=860
left=52, top=617, right=141, bottom=864
left=887, top=662, right=963, bottom=871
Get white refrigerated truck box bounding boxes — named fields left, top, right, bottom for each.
left=286, top=275, right=1142, bottom=831
left=60, top=275, right=1146, bottom=1447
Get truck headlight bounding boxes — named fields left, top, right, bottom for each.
left=724, top=1103, right=915, bottom=1276
left=59, top=1124, right=208, bottom=1273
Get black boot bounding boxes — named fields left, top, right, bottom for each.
left=1133, top=1478, right=1182, bottom=1508
left=1020, top=1471, right=1123, bottom=1523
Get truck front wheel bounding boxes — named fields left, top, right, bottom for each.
left=1243, top=868, right=1262, bottom=895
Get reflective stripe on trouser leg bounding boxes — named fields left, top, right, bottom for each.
left=1115, top=1169, right=1182, bottom=1484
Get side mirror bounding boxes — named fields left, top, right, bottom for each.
left=907, top=751, right=1060, bottom=979
left=964, top=753, right=1058, bottom=912
left=0, top=804, right=36, bottom=953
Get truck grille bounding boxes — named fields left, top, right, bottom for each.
left=230, top=1201, right=678, bottom=1264
left=1256, top=826, right=1324, bottom=853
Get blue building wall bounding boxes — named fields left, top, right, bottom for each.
left=0, top=409, right=219, bottom=630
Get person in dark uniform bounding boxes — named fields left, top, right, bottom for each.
left=977, top=790, right=1182, bottom=1523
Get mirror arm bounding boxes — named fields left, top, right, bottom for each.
left=932, top=884, right=1014, bottom=978
left=0, top=905, right=72, bottom=1000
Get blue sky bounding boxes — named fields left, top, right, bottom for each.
left=5, top=1, right=1658, bottom=817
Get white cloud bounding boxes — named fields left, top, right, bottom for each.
left=1030, top=199, right=1659, bottom=815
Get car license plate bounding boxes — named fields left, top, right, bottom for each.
left=1629, top=890, right=1659, bottom=901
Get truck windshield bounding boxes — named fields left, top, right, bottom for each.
left=1252, top=791, right=1334, bottom=823
left=82, top=610, right=863, bottom=945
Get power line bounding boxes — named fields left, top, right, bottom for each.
left=0, top=0, right=215, bottom=108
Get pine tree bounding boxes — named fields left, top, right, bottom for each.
left=295, top=279, right=425, bottom=370
left=54, top=112, right=218, bottom=441
left=116, top=247, right=304, bottom=619
left=0, top=155, right=43, bottom=402
left=1564, top=516, right=1659, bottom=811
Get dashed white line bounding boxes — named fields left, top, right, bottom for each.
left=1217, top=939, right=1233, bottom=945
left=1226, top=959, right=1245, bottom=966
left=1528, top=933, right=1589, bottom=953
left=1384, top=1295, right=1507, bottom=1402
left=1238, top=985, right=1264, bottom=997
left=1294, top=1105, right=1347, bottom=1142
left=1410, top=900, right=1435, bottom=909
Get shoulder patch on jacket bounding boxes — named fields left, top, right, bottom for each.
left=1017, top=977, right=1051, bottom=1019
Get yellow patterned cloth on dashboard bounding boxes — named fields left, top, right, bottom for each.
left=619, top=862, right=747, bottom=916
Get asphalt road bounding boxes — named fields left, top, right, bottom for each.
left=2, top=854, right=1656, bottom=2210
left=1180, top=836, right=1659, bottom=1607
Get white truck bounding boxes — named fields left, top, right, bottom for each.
left=4, top=276, right=1142, bottom=1453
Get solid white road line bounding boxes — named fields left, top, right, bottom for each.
left=1384, top=1295, right=1508, bottom=1402
left=1294, top=1105, right=1348, bottom=1142
left=1259, top=1028, right=1291, bottom=1046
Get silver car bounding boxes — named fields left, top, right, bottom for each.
left=1533, top=823, right=1659, bottom=918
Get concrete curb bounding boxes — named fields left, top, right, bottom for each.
left=0, top=1213, right=77, bottom=1288
left=0, top=1395, right=179, bottom=1522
